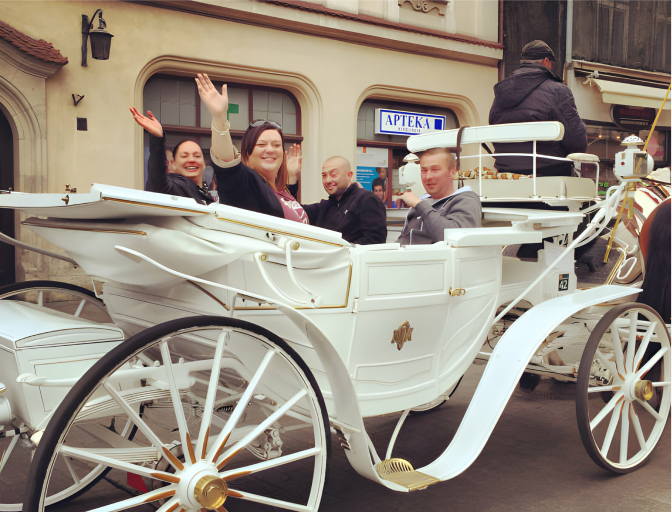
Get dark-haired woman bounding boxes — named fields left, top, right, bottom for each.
left=130, top=107, right=214, bottom=205
left=195, top=73, right=307, bottom=223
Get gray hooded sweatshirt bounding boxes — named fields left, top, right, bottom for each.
left=396, top=188, right=482, bottom=245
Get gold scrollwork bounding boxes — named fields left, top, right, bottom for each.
left=449, top=287, right=466, bottom=297
left=391, top=321, right=413, bottom=350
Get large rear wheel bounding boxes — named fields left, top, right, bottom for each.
left=24, top=316, right=330, bottom=511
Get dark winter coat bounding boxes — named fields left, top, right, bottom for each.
left=489, top=63, right=587, bottom=174
left=146, top=134, right=214, bottom=205
left=213, top=156, right=285, bottom=219
left=289, top=183, right=387, bottom=245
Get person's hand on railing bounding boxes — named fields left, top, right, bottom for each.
left=196, top=73, right=228, bottom=122
left=130, top=107, right=163, bottom=138
left=286, top=144, right=302, bottom=185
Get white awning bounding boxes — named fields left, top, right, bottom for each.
left=591, top=79, right=670, bottom=110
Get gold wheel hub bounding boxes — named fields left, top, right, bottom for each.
left=194, top=475, right=228, bottom=509
left=634, top=380, right=654, bottom=401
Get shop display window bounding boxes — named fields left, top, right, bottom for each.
left=357, top=100, right=458, bottom=207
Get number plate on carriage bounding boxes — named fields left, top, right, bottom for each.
left=558, top=274, right=569, bottom=291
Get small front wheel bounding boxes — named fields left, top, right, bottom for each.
left=576, top=302, right=670, bottom=473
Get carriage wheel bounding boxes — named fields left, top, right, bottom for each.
left=24, top=316, right=330, bottom=512
left=0, top=280, right=109, bottom=322
left=576, top=302, right=670, bottom=473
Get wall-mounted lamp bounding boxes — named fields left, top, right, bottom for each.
left=81, top=9, right=113, bottom=67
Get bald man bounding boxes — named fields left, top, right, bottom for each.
left=288, top=155, right=387, bottom=245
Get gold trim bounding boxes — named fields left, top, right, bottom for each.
left=103, top=196, right=208, bottom=214
left=215, top=216, right=345, bottom=247
left=604, top=250, right=626, bottom=285
left=188, top=281, right=230, bottom=311
left=391, top=321, right=413, bottom=350
left=21, top=220, right=147, bottom=236
left=376, top=458, right=440, bottom=491
left=235, top=262, right=353, bottom=310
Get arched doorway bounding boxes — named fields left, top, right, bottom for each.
left=0, top=107, right=14, bottom=286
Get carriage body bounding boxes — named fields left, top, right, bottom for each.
left=0, top=121, right=667, bottom=511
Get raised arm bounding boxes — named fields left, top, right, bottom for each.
left=196, top=73, right=236, bottom=163
left=130, top=107, right=169, bottom=193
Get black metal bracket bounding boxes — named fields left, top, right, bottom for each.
left=81, top=9, right=103, bottom=67
left=72, top=94, right=84, bottom=106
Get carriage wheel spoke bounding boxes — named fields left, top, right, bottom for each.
left=90, top=485, right=177, bottom=512
left=74, top=298, right=87, bottom=317
left=619, top=400, right=629, bottom=463
left=217, top=389, right=307, bottom=470
left=220, top=447, right=321, bottom=481
left=633, top=321, right=657, bottom=372
left=588, top=385, right=621, bottom=393
left=610, top=323, right=626, bottom=378
left=589, top=391, right=623, bottom=431
left=638, top=346, right=669, bottom=378
left=0, top=435, right=19, bottom=472
left=595, top=350, right=619, bottom=382
left=629, top=403, right=648, bottom=452
left=207, top=349, right=275, bottom=463
left=227, top=488, right=311, bottom=512
left=652, top=382, right=671, bottom=387
left=600, top=399, right=623, bottom=457
left=160, top=341, right=195, bottom=464
left=636, top=397, right=664, bottom=421
left=61, top=454, right=81, bottom=485
left=196, top=330, right=228, bottom=460
left=60, top=445, right=178, bottom=483
left=103, top=382, right=166, bottom=452
left=157, top=497, right=181, bottom=512
left=626, top=311, right=638, bottom=373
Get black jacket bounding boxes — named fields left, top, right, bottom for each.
left=489, top=63, right=587, bottom=173
left=146, top=134, right=214, bottom=205
left=214, top=158, right=284, bottom=219
left=289, top=183, right=387, bottom=245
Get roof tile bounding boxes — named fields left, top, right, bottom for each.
left=0, top=19, right=68, bottom=65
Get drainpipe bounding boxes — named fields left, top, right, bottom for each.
left=565, top=0, right=573, bottom=66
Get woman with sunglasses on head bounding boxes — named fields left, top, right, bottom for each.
left=130, top=107, right=215, bottom=205
left=196, top=73, right=307, bottom=224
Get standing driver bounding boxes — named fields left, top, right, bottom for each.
left=394, top=147, right=481, bottom=245
left=489, top=40, right=587, bottom=177
left=287, top=149, right=387, bottom=245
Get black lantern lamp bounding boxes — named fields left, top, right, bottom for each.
left=81, top=9, right=113, bottom=67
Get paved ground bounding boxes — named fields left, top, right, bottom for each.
left=3, top=300, right=670, bottom=511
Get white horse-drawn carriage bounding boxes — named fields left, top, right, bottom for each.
left=0, top=122, right=668, bottom=512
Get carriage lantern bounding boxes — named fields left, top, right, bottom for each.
left=81, top=9, right=114, bottom=66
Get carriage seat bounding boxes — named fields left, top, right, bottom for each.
left=458, top=176, right=596, bottom=202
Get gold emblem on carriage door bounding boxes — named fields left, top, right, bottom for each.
left=392, top=321, right=413, bottom=350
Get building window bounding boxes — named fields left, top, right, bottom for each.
left=356, top=99, right=458, bottom=206
left=142, top=74, right=302, bottom=187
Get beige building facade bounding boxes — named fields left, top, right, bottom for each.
left=0, top=0, right=502, bottom=286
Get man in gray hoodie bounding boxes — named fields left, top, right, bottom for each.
left=395, top=148, right=481, bottom=245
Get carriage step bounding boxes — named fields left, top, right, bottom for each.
left=376, top=458, right=440, bottom=491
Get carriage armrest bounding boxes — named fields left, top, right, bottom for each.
left=444, top=227, right=542, bottom=247
left=445, top=208, right=583, bottom=247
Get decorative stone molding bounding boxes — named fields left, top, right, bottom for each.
left=0, top=39, right=63, bottom=79
left=398, top=0, right=449, bottom=17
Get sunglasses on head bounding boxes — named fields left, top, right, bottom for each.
left=249, top=119, right=282, bottom=130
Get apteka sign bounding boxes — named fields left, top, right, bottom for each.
left=375, top=109, right=446, bottom=136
